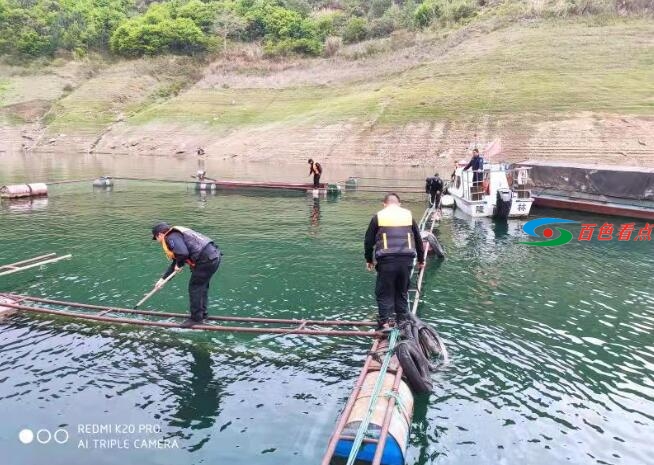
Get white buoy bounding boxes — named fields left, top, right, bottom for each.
left=440, top=194, right=454, bottom=208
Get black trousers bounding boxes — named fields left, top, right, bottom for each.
left=375, top=258, right=412, bottom=322
left=313, top=173, right=321, bottom=188
left=188, top=256, right=220, bottom=321
left=429, top=191, right=441, bottom=206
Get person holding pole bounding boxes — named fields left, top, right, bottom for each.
left=151, top=222, right=222, bottom=327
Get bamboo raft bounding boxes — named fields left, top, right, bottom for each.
left=0, top=253, right=72, bottom=277
left=0, top=293, right=380, bottom=337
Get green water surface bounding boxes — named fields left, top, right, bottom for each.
left=0, top=159, right=652, bottom=465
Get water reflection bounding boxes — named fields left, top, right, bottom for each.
left=0, top=197, right=49, bottom=212
left=309, top=197, right=321, bottom=236
left=167, top=345, right=224, bottom=452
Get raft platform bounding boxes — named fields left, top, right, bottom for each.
left=322, top=204, right=447, bottom=465
left=193, top=179, right=327, bottom=192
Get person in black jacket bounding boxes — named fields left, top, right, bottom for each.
left=152, top=222, right=222, bottom=326
left=463, top=148, right=484, bottom=188
left=425, top=173, right=444, bottom=206
left=308, top=159, right=322, bottom=188
left=364, top=194, right=424, bottom=329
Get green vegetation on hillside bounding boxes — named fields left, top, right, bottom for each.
left=0, top=0, right=651, bottom=60
left=129, top=20, right=654, bottom=127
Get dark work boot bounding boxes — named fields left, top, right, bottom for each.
left=381, top=317, right=396, bottom=333
left=180, top=318, right=198, bottom=328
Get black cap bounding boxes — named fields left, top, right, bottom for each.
left=152, top=222, right=170, bottom=240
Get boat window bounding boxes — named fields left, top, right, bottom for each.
left=455, top=176, right=461, bottom=189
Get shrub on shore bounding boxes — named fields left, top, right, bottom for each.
left=0, top=0, right=651, bottom=60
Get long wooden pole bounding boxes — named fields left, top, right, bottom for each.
left=0, top=254, right=71, bottom=277
left=134, top=270, right=180, bottom=309
left=0, top=294, right=376, bottom=326
left=0, top=302, right=379, bottom=337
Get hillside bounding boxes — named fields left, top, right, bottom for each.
left=1, top=13, right=653, bottom=168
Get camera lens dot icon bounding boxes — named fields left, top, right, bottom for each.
left=19, top=429, right=34, bottom=444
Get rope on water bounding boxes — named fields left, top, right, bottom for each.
left=345, top=328, right=400, bottom=465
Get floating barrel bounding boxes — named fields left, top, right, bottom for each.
left=0, top=183, right=48, bottom=199
left=334, top=371, right=414, bottom=465
left=195, top=182, right=217, bottom=191
left=92, top=176, right=114, bottom=187
left=345, top=177, right=359, bottom=190
left=327, top=183, right=342, bottom=196
left=440, top=194, right=454, bottom=208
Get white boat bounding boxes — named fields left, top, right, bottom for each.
left=448, top=161, right=533, bottom=218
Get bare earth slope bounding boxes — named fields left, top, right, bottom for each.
left=1, top=18, right=653, bottom=169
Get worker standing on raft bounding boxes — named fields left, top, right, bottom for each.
left=151, top=222, right=222, bottom=327
left=308, top=159, right=322, bottom=188
left=425, top=173, right=444, bottom=206
left=364, top=193, right=424, bottom=330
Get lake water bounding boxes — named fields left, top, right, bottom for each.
left=0, top=155, right=652, bottom=465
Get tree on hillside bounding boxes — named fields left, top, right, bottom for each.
left=213, top=9, right=247, bottom=53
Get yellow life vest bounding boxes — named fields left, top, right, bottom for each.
left=375, top=205, right=416, bottom=259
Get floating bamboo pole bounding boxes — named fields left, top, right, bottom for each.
left=0, top=253, right=56, bottom=270
left=0, top=254, right=71, bottom=277
left=0, top=300, right=380, bottom=337
left=1, top=294, right=376, bottom=326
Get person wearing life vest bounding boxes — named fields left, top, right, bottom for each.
left=152, top=222, right=222, bottom=326
left=308, top=158, right=322, bottom=188
left=425, top=173, right=444, bottom=206
left=364, top=193, right=425, bottom=330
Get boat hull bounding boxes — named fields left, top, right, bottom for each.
left=452, top=195, right=533, bottom=218
left=533, top=194, right=654, bottom=220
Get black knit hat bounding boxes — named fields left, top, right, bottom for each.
left=151, top=222, right=170, bottom=240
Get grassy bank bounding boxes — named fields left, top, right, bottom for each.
left=1, top=12, right=653, bottom=165
left=127, top=19, right=653, bottom=130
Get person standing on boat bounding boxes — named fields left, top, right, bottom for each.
left=463, top=148, right=484, bottom=189
left=364, top=193, right=425, bottom=330
left=308, top=159, right=322, bottom=188
left=151, top=222, right=222, bottom=327
left=425, top=173, right=444, bottom=206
